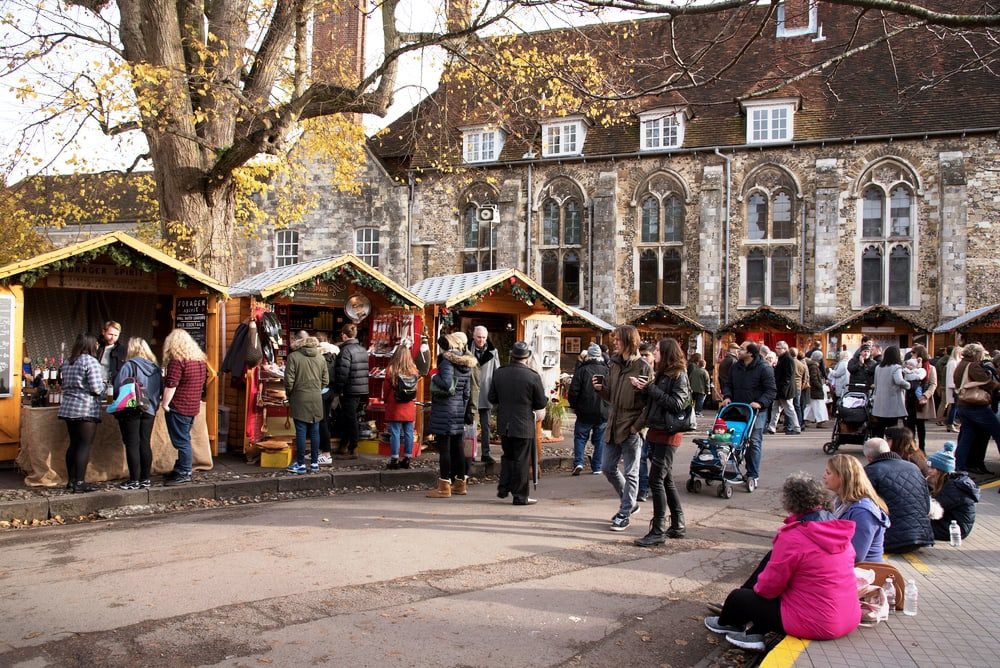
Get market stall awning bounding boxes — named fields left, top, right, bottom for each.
left=229, top=255, right=422, bottom=307
left=565, top=306, right=615, bottom=332
left=629, top=305, right=713, bottom=333
left=410, top=268, right=574, bottom=314
left=0, top=231, right=227, bottom=296
left=718, top=306, right=811, bottom=334
left=823, top=305, right=930, bottom=334
left=934, top=303, right=1000, bottom=333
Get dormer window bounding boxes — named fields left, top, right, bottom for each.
left=742, top=99, right=798, bottom=144
left=541, top=117, right=586, bottom=157
left=462, top=126, right=504, bottom=163
left=776, top=0, right=820, bottom=38
left=639, top=108, right=686, bottom=151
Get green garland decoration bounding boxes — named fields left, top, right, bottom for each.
left=437, top=278, right=562, bottom=327
left=4, top=245, right=184, bottom=288
left=275, top=264, right=412, bottom=308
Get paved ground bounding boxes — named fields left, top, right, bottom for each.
left=0, top=419, right=997, bottom=668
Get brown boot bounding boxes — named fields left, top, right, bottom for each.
left=426, top=479, right=452, bottom=498
left=452, top=476, right=468, bottom=495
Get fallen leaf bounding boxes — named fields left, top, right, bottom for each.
left=22, top=631, right=42, bottom=639
left=640, top=634, right=652, bottom=642
left=674, top=639, right=688, bottom=646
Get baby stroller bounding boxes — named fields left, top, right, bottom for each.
left=687, top=403, right=759, bottom=499
left=822, top=385, right=871, bottom=455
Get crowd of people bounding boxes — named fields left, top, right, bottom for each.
left=58, top=322, right=207, bottom=492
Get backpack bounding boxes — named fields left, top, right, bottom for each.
left=394, top=375, right=418, bottom=403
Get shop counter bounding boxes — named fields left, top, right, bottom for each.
left=16, top=403, right=213, bottom=487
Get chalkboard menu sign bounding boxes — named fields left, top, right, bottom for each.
left=0, top=295, right=13, bottom=397
left=175, top=297, right=208, bottom=351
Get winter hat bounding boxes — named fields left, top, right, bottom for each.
left=714, top=417, right=729, bottom=432
left=511, top=341, right=532, bottom=360
left=810, top=350, right=824, bottom=362
left=587, top=343, right=603, bottom=360
left=446, top=331, right=468, bottom=351
left=928, top=441, right=956, bottom=473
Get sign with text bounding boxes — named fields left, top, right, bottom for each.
left=175, top=297, right=208, bottom=351
left=54, top=265, right=156, bottom=293
left=0, top=295, right=13, bottom=397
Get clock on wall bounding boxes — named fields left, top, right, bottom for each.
left=345, top=293, right=372, bottom=323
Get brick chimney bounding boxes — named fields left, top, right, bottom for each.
left=447, top=0, right=470, bottom=33
left=312, top=0, right=367, bottom=86
left=777, top=0, right=819, bottom=38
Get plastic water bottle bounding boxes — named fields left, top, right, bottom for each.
left=883, top=576, right=896, bottom=613
left=903, top=579, right=918, bottom=616
left=949, top=520, right=962, bottom=547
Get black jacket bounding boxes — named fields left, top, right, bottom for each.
left=334, top=338, right=369, bottom=397
left=641, top=371, right=692, bottom=432
left=775, top=352, right=796, bottom=399
left=847, top=354, right=877, bottom=389
left=932, top=472, right=979, bottom=540
left=723, top=354, right=777, bottom=407
left=97, top=341, right=125, bottom=382
left=568, top=358, right=609, bottom=423
left=865, top=453, right=935, bottom=552
left=489, top=362, right=547, bottom=439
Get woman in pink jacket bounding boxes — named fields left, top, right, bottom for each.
left=704, top=473, right=861, bottom=651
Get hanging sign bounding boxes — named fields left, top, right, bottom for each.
left=175, top=297, right=208, bottom=351
left=0, top=295, right=13, bottom=397
left=54, top=265, right=156, bottom=293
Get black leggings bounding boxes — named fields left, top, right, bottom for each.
left=117, top=412, right=155, bottom=481
left=649, top=443, right=683, bottom=521
left=65, top=419, right=98, bottom=484
left=436, top=432, right=466, bottom=481
left=871, top=416, right=899, bottom=439
left=718, top=551, right=784, bottom=635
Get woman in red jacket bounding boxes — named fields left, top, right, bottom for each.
left=704, top=473, right=860, bottom=651
left=382, top=344, right=419, bottom=469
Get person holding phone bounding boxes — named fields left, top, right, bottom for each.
left=568, top=343, right=609, bottom=475
left=594, top=325, right=652, bottom=532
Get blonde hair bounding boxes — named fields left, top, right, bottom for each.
left=162, top=328, right=206, bottom=366
left=827, top=454, right=889, bottom=513
left=386, top=345, right=418, bottom=386
left=126, top=337, right=157, bottom=364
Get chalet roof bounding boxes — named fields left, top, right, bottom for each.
left=718, top=306, right=812, bottom=334
left=565, top=306, right=615, bottom=332
left=11, top=171, right=157, bottom=224
left=409, top=267, right=573, bottom=314
left=629, top=305, right=712, bottom=333
left=229, top=254, right=422, bottom=306
left=934, top=303, right=1000, bottom=333
left=0, top=232, right=227, bottom=295
left=823, top=305, right=930, bottom=334
left=372, top=2, right=1000, bottom=172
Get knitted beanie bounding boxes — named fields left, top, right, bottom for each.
left=714, top=417, right=728, bottom=431
left=928, top=441, right=957, bottom=474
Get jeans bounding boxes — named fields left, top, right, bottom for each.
left=602, top=432, right=641, bottom=516
left=955, top=404, right=1000, bottom=470
left=165, top=410, right=195, bottom=475
left=479, top=407, right=493, bottom=458
left=638, top=436, right=650, bottom=495
left=768, top=397, right=800, bottom=432
left=116, top=411, right=155, bottom=481
left=745, top=414, right=766, bottom=480
left=796, top=389, right=807, bottom=427
left=649, top=443, right=683, bottom=522
left=388, top=420, right=414, bottom=458
left=692, top=392, right=707, bottom=415
left=294, top=418, right=321, bottom=466
left=573, top=419, right=605, bottom=471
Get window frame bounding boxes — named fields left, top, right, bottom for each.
left=541, top=117, right=586, bottom=157
left=638, top=108, right=686, bottom=151
left=854, top=176, right=917, bottom=308
left=742, top=99, right=797, bottom=144
left=274, top=229, right=299, bottom=268
left=462, top=126, right=504, bottom=163
left=354, top=227, right=380, bottom=268
left=461, top=203, right=498, bottom=273
left=536, top=194, right=585, bottom=305
left=635, top=189, right=686, bottom=307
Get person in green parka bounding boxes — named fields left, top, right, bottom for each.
left=284, top=332, right=330, bottom=474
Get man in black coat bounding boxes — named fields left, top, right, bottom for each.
left=334, top=323, right=369, bottom=458
left=488, top=341, right=548, bottom=505
left=767, top=341, right=801, bottom=434
left=864, top=437, right=935, bottom=552
left=721, top=342, right=777, bottom=485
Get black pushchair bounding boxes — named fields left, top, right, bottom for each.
left=822, top=385, right=871, bottom=455
left=687, top=403, right=759, bottom=499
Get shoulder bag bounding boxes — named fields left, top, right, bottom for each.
left=660, top=375, right=695, bottom=433
left=107, top=361, right=150, bottom=415
left=958, top=364, right=992, bottom=406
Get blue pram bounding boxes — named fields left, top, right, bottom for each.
left=687, top=402, right=759, bottom=499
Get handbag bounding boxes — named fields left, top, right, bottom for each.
left=430, top=373, right=457, bottom=399
left=659, top=375, right=695, bottom=433
left=107, top=362, right=150, bottom=414
left=958, top=365, right=992, bottom=406
left=463, top=423, right=479, bottom=459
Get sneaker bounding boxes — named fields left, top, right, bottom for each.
left=784, top=430, right=801, bottom=435
left=610, top=513, right=630, bottom=532
left=592, top=470, right=603, bottom=475
left=317, top=453, right=333, bottom=465
left=118, top=480, right=140, bottom=490
left=572, top=465, right=584, bottom=476
left=164, top=473, right=192, bottom=486
left=704, top=616, right=743, bottom=635
left=636, top=490, right=650, bottom=502
left=385, top=458, right=399, bottom=470
left=399, top=457, right=411, bottom=469
left=481, top=455, right=497, bottom=465
left=630, top=503, right=640, bottom=515
left=286, top=463, right=307, bottom=475
left=765, top=428, right=776, bottom=435
left=725, top=631, right=766, bottom=652
left=309, top=463, right=320, bottom=473
left=139, top=479, right=152, bottom=489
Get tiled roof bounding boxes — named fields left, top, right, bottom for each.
left=934, top=303, right=1000, bottom=333
left=229, top=257, right=343, bottom=297
left=719, top=305, right=813, bottom=333
left=11, top=171, right=157, bottom=224
left=630, top=305, right=713, bottom=333
left=371, top=2, right=1000, bottom=171
left=409, top=269, right=508, bottom=304
left=823, top=305, right=931, bottom=333
left=566, top=306, right=615, bottom=332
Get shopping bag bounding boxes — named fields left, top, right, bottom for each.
left=463, top=424, right=479, bottom=459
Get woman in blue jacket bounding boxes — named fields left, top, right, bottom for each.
left=823, top=454, right=890, bottom=562
left=113, top=337, right=163, bottom=489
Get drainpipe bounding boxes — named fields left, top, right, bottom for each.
left=800, top=201, right=807, bottom=325
left=588, top=199, right=595, bottom=314
left=714, top=148, right=732, bottom=326
left=525, top=160, right=533, bottom=276
left=406, top=170, right=415, bottom=286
